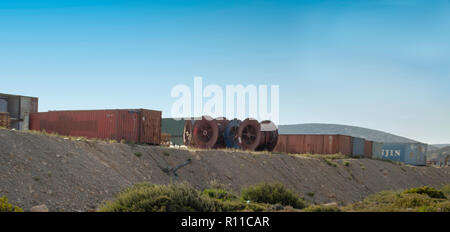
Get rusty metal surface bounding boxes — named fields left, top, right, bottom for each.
left=183, top=120, right=194, bottom=146
left=193, top=116, right=218, bottom=149
left=214, top=117, right=228, bottom=149
left=139, top=109, right=161, bottom=144
left=237, top=118, right=278, bottom=151
left=274, top=134, right=353, bottom=155
left=29, top=109, right=161, bottom=144
left=364, top=140, right=373, bottom=158
left=237, top=118, right=262, bottom=151
left=259, top=120, right=279, bottom=151
left=0, top=112, right=11, bottom=129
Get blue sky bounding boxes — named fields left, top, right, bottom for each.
left=0, top=0, right=449, bottom=144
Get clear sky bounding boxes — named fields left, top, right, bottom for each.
left=0, top=0, right=449, bottom=144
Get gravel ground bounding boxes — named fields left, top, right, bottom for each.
left=1, top=129, right=449, bottom=212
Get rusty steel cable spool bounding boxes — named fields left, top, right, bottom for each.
left=224, top=119, right=242, bottom=149
left=237, top=118, right=262, bottom=151
left=237, top=118, right=279, bottom=151
left=258, top=120, right=279, bottom=152
left=183, top=119, right=195, bottom=147
left=214, top=117, right=229, bottom=149
left=193, top=115, right=219, bottom=149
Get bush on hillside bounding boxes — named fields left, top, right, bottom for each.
left=404, top=186, right=447, bottom=199
left=241, top=183, right=306, bottom=209
left=0, top=196, right=23, bottom=212
left=203, top=188, right=238, bottom=202
left=302, top=205, right=341, bottom=212
left=440, top=185, right=450, bottom=198
left=342, top=187, right=449, bottom=212
left=99, top=182, right=227, bottom=212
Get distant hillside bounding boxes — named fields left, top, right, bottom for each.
left=427, top=146, right=450, bottom=162
left=431, top=144, right=450, bottom=149
left=278, top=123, right=419, bottom=143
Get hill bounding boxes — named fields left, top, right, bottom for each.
left=279, top=123, right=419, bottom=143
left=0, top=129, right=449, bottom=212
left=427, top=146, right=450, bottom=163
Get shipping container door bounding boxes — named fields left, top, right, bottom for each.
left=139, top=110, right=161, bottom=144
left=404, top=143, right=427, bottom=166
left=364, top=141, right=373, bottom=158
left=372, top=142, right=384, bottom=160
left=352, top=137, right=365, bottom=158
left=117, top=110, right=139, bottom=142
left=338, top=135, right=352, bottom=155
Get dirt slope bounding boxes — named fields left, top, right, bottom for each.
left=1, top=129, right=449, bottom=212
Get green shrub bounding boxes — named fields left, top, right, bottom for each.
left=303, top=205, right=341, bottom=212
left=343, top=189, right=442, bottom=212
left=203, top=188, right=238, bottom=202
left=134, top=152, right=143, bottom=158
left=440, top=185, right=450, bottom=198
left=241, top=183, right=306, bottom=209
left=435, top=201, right=450, bottom=212
left=99, top=182, right=226, bottom=212
left=323, top=159, right=337, bottom=167
left=404, top=186, right=447, bottom=199
left=0, top=196, right=23, bottom=212
left=99, top=182, right=270, bottom=212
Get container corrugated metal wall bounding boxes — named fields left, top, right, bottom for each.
left=162, top=118, right=186, bottom=145
left=364, top=140, right=373, bottom=158
left=274, top=134, right=353, bottom=155
left=352, top=137, right=365, bottom=158
left=29, top=109, right=161, bottom=144
left=372, top=142, right=384, bottom=160
left=404, top=143, right=427, bottom=166
left=0, top=98, right=7, bottom=112
left=371, top=142, right=427, bottom=166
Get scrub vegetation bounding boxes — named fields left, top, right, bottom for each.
left=343, top=185, right=450, bottom=212
left=99, top=183, right=450, bottom=212
left=0, top=196, right=23, bottom=212
left=99, top=182, right=306, bottom=212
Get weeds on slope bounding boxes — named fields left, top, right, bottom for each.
left=99, top=182, right=306, bottom=212
left=343, top=186, right=450, bottom=212
left=0, top=196, right=23, bottom=212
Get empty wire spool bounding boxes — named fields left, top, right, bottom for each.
left=224, top=119, right=242, bottom=149
left=237, top=118, right=262, bottom=151
left=193, top=115, right=219, bottom=149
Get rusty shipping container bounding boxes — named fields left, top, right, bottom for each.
left=274, top=134, right=353, bottom=156
left=29, top=109, right=161, bottom=144
left=364, top=140, right=373, bottom=158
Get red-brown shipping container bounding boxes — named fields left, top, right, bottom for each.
left=364, top=140, right=373, bottom=158
left=29, top=109, right=161, bottom=144
left=273, top=134, right=353, bottom=156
